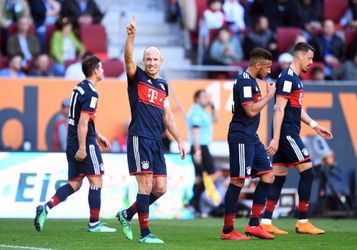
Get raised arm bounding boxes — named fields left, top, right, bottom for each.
left=124, top=16, right=137, bottom=77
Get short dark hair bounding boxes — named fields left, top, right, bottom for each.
left=194, top=89, right=206, bottom=102
left=82, top=56, right=101, bottom=77
left=249, top=47, right=273, bottom=62
left=293, top=42, right=315, bottom=54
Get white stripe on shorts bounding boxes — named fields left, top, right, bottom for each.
left=286, top=136, right=304, bottom=161
left=89, top=144, right=100, bottom=174
left=239, top=144, right=245, bottom=177
left=133, top=136, right=141, bottom=172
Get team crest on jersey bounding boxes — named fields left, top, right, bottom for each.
left=141, top=161, right=150, bottom=170
left=302, top=148, right=309, bottom=156
left=246, top=166, right=252, bottom=175
left=159, top=83, right=166, bottom=91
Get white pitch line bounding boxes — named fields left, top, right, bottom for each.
left=0, top=244, right=57, bottom=250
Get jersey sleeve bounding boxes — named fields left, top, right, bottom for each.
left=81, top=91, right=98, bottom=113
left=127, top=66, right=140, bottom=83
left=276, top=75, right=292, bottom=99
left=237, top=79, right=254, bottom=105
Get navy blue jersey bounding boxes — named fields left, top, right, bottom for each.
left=127, top=66, right=169, bottom=140
left=275, top=67, right=304, bottom=135
left=67, top=80, right=98, bottom=144
left=228, top=71, right=262, bottom=143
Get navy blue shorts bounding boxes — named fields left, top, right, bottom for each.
left=229, top=141, right=273, bottom=179
left=272, top=134, right=311, bottom=167
left=127, top=135, right=166, bottom=176
left=66, top=140, right=104, bottom=181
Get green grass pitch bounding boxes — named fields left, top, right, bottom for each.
left=0, top=218, right=356, bottom=250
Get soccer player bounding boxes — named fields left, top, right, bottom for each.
left=116, top=16, right=186, bottom=244
left=260, top=42, right=333, bottom=234
left=34, top=56, right=116, bottom=233
left=221, top=47, right=276, bottom=240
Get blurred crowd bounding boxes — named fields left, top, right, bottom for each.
left=169, top=0, right=357, bottom=80
left=0, top=0, right=123, bottom=78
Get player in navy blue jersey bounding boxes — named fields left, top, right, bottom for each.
left=116, top=16, right=186, bottom=244
left=221, top=48, right=276, bottom=241
left=261, top=42, right=333, bottom=235
left=34, top=56, right=116, bottom=233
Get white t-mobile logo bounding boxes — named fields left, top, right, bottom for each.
left=148, top=88, right=158, bottom=103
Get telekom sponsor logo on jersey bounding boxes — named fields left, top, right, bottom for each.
left=137, top=82, right=166, bottom=109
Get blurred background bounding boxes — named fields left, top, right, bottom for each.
left=0, top=0, right=356, bottom=220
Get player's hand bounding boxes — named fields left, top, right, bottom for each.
left=97, top=134, right=111, bottom=151
left=315, top=125, right=333, bottom=140
left=267, top=138, right=279, bottom=156
left=126, top=16, right=136, bottom=35
left=266, top=82, right=276, bottom=98
left=178, top=140, right=186, bottom=160
left=75, top=147, right=87, bottom=161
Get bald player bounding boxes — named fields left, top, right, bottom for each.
left=116, top=16, right=186, bottom=244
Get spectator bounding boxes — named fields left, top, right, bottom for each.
left=333, top=50, right=357, bottom=80
left=177, top=0, right=196, bottom=31
left=187, top=89, right=218, bottom=216
left=61, top=0, right=103, bottom=25
left=271, top=52, right=293, bottom=78
left=52, top=99, right=69, bottom=151
left=296, top=0, right=323, bottom=37
left=203, top=0, right=225, bottom=29
left=251, top=0, right=299, bottom=31
left=6, top=16, right=40, bottom=65
left=340, top=0, right=357, bottom=29
left=0, top=0, right=32, bottom=28
left=0, top=54, right=26, bottom=77
left=50, top=16, right=85, bottom=76
left=209, top=27, right=243, bottom=65
left=222, top=0, right=245, bottom=33
left=28, top=0, right=61, bottom=52
left=243, top=15, right=277, bottom=59
left=310, top=19, right=345, bottom=79
left=64, top=51, right=92, bottom=79
left=311, top=65, right=325, bottom=81
left=28, top=53, right=56, bottom=77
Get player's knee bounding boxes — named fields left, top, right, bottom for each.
left=261, top=172, right=275, bottom=184
left=152, top=186, right=167, bottom=197
left=69, top=180, right=82, bottom=191
left=230, top=178, right=245, bottom=187
left=300, top=167, right=314, bottom=182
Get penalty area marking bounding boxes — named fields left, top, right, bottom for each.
left=0, top=244, right=56, bottom=250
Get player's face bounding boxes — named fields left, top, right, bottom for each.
left=198, top=91, right=209, bottom=107
left=300, top=50, right=314, bottom=73
left=95, top=62, right=104, bottom=80
left=257, top=60, right=272, bottom=79
left=143, top=48, right=163, bottom=78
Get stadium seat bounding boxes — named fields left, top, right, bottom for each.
left=79, top=24, right=107, bottom=59
left=0, top=56, right=9, bottom=69
left=102, top=59, right=124, bottom=77
left=343, top=29, right=357, bottom=57
left=190, top=0, right=209, bottom=45
left=324, top=0, right=349, bottom=23
left=300, top=62, right=325, bottom=80
left=276, top=27, right=302, bottom=54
